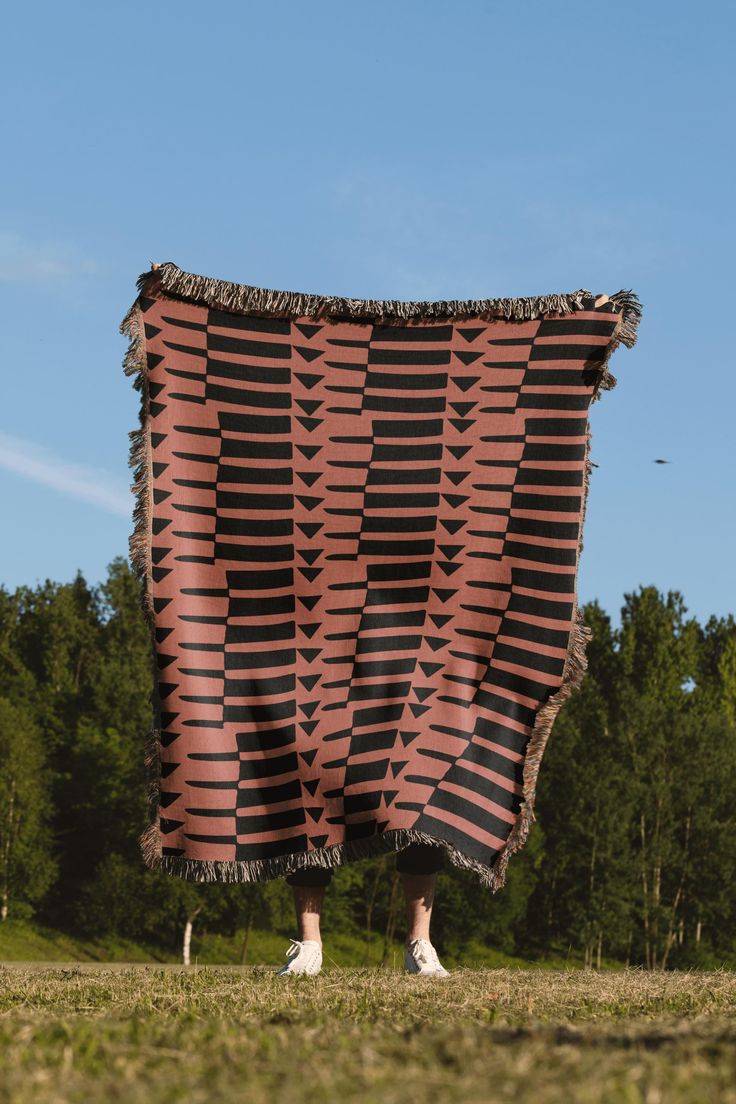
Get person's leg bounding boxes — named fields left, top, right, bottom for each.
left=396, top=843, right=449, bottom=975
left=284, top=866, right=332, bottom=944
left=396, top=843, right=445, bottom=945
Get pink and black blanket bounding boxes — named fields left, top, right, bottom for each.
left=121, top=261, right=641, bottom=888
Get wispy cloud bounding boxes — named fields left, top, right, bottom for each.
left=0, top=233, right=97, bottom=283
left=0, top=432, right=131, bottom=517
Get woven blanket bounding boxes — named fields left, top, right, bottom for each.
left=121, top=261, right=641, bottom=889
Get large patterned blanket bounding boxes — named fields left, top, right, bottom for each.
left=121, top=261, right=641, bottom=888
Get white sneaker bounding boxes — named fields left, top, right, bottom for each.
left=276, top=938, right=323, bottom=975
left=403, top=937, right=450, bottom=976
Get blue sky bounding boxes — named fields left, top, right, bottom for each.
left=1, top=1, right=733, bottom=629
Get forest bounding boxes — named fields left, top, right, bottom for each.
left=1, top=558, right=735, bottom=969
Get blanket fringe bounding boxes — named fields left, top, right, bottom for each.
left=135, top=259, right=641, bottom=326
left=591, top=288, right=643, bottom=397
left=150, top=827, right=530, bottom=887
left=120, top=298, right=163, bottom=867
left=485, top=605, right=593, bottom=891
left=121, top=264, right=641, bottom=890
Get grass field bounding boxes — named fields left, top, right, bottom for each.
left=0, top=918, right=539, bottom=970
left=0, top=966, right=734, bottom=1103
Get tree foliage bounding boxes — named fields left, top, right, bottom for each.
left=0, top=561, right=734, bottom=967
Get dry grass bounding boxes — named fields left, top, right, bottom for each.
left=1, top=966, right=735, bottom=1103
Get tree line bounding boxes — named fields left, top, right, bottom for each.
left=1, top=558, right=734, bottom=968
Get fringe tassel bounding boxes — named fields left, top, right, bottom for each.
left=121, top=263, right=641, bottom=890
left=135, top=259, right=623, bottom=324
left=151, top=826, right=522, bottom=888
left=120, top=299, right=163, bottom=867
left=591, top=289, right=643, bottom=398
left=486, top=606, right=593, bottom=890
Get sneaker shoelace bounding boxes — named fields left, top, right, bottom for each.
left=285, top=938, right=320, bottom=963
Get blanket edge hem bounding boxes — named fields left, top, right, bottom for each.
left=135, top=260, right=643, bottom=337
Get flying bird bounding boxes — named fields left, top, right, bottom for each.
left=590, top=459, right=672, bottom=468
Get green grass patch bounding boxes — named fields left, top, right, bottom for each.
left=0, top=919, right=540, bottom=970
left=0, top=966, right=734, bottom=1103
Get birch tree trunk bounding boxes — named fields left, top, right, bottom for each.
left=364, top=863, right=382, bottom=964
left=661, top=810, right=691, bottom=971
left=640, top=812, right=652, bottom=969
left=381, top=870, right=401, bottom=967
left=182, top=905, right=203, bottom=965
left=1, top=779, right=17, bottom=922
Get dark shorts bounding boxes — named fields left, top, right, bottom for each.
left=285, top=842, right=445, bottom=886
